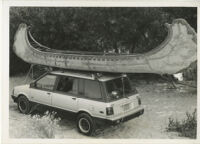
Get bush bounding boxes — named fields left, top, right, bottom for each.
left=27, top=111, right=61, bottom=138
left=166, top=109, right=197, bottom=138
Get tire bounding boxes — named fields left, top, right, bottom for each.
left=17, top=95, right=31, bottom=114
left=77, top=113, right=96, bottom=136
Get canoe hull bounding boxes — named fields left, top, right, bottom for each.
left=13, top=19, right=197, bottom=74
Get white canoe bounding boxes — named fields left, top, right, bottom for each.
left=13, top=19, right=197, bottom=74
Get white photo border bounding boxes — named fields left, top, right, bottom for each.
left=1, top=0, right=200, bottom=144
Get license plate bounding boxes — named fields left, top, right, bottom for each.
left=122, top=103, right=130, bottom=111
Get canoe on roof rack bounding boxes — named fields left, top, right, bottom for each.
left=13, top=19, right=197, bottom=74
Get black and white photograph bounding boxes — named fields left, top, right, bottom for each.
left=1, top=1, right=199, bottom=143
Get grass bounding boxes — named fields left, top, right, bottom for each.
left=28, top=111, right=61, bottom=138
left=166, top=109, right=197, bottom=138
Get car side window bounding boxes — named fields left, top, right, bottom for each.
left=84, top=80, right=102, bottom=100
left=56, top=76, right=78, bottom=95
left=35, top=74, right=57, bottom=90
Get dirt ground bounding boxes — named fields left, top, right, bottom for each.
left=9, top=76, right=197, bottom=139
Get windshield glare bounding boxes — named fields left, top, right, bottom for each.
left=105, top=77, right=136, bottom=101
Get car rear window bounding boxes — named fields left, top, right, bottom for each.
left=105, top=77, right=137, bottom=101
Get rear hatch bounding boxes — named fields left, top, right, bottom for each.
left=103, top=76, right=140, bottom=117
left=110, top=94, right=140, bottom=116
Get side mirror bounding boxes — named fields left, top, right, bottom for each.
left=30, top=82, right=36, bottom=88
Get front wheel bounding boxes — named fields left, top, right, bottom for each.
left=17, top=95, right=31, bottom=114
left=77, top=113, right=96, bottom=136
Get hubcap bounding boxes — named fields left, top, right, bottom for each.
left=19, top=100, right=26, bottom=111
left=79, top=118, right=90, bottom=133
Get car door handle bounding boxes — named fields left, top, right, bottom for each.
left=72, top=97, right=76, bottom=100
left=99, top=111, right=104, bottom=114
left=47, top=92, right=51, bottom=95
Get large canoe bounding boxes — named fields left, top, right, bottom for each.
left=13, top=19, right=197, bottom=74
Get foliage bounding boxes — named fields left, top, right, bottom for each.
left=28, top=111, right=60, bottom=138
left=9, top=7, right=197, bottom=75
left=166, top=109, right=197, bottom=138
left=11, top=111, right=61, bottom=138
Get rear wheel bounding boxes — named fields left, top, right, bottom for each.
left=77, top=113, right=96, bottom=136
left=17, top=95, right=31, bottom=114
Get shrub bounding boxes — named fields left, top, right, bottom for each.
left=27, top=111, right=61, bottom=138
left=166, top=109, right=197, bottom=138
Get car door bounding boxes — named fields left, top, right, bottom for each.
left=29, top=74, right=57, bottom=106
left=52, top=76, right=78, bottom=112
left=77, top=79, right=107, bottom=118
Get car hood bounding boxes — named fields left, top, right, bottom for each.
left=14, top=84, right=30, bottom=96
left=15, top=84, right=29, bottom=90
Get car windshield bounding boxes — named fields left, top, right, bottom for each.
left=105, top=77, right=137, bottom=101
